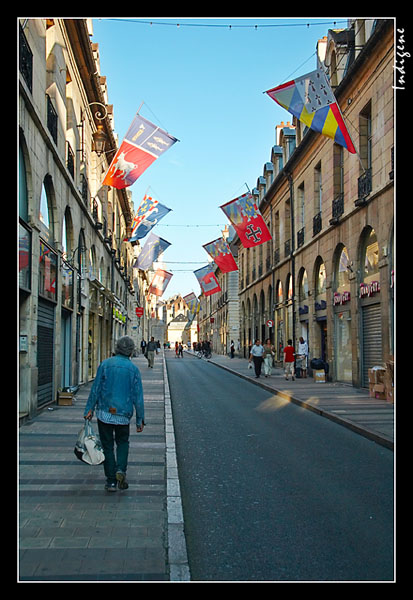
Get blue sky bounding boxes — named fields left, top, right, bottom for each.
left=92, top=17, right=345, bottom=298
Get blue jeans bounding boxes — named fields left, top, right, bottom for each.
left=97, top=420, right=130, bottom=484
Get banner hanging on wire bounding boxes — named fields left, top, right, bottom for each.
left=265, top=66, right=356, bottom=154
left=148, top=268, right=173, bottom=297
left=103, top=113, right=178, bottom=189
left=128, top=195, right=171, bottom=242
left=220, top=193, right=272, bottom=249
left=133, top=232, right=171, bottom=270
left=193, top=264, right=221, bottom=297
left=202, top=237, right=238, bottom=272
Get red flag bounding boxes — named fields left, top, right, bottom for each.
left=148, top=269, right=173, bottom=297
left=202, top=238, right=238, bottom=273
left=193, top=265, right=221, bottom=297
left=220, top=193, right=272, bottom=248
left=103, top=113, right=177, bottom=189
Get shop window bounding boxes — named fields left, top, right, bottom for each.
left=39, top=240, right=57, bottom=301
left=19, top=221, right=31, bottom=291
left=298, top=269, right=309, bottom=301
left=335, top=246, right=351, bottom=292
left=286, top=274, right=293, bottom=300
left=39, top=179, right=55, bottom=245
left=362, top=229, right=379, bottom=284
left=19, top=146, right=29, bottom=222
left=316, top=260, right=327, bottom=295
left=276, top=281, right=283, bottom=304
left=61, top=261, right=74, bottom=309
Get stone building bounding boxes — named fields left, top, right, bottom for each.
left=237, top=19, right=394, bottom=387
left=19, top=18, right=142, bottom=419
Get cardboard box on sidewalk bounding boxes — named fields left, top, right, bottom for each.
left=369, top=383, right=386, bottom=400
left=368, top=366, right=386, bottom=384
left=314, top=369, right=326, bottom=383
left=57, top=391, right=73, bottom=405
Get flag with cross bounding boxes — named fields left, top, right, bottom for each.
left=220, top=193, right=272, bottom=249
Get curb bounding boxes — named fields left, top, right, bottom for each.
left=162, top=352, right=191, bottom=582
left=206, top=358, right=394, bottom=451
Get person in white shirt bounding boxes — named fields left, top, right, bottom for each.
left=297, top=336, right=308, bottom=378
left=249, top=339, right=265, bottom=378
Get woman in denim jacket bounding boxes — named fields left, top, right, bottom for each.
left=84, top=336, right=144, bottom=492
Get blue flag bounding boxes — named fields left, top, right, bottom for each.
left=128, top=195, right=171, bottom=242
left=133, top=232, right=171, bottom=270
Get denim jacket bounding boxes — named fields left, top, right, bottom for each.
left=84, top=354, right=144, bottom=426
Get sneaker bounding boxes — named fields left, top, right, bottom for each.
left=105, top=482, right=117, bottom=492
left=116, top=471, right=129, bottom=490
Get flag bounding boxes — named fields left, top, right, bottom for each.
left=148, top=269, right=173, bottom=297
left=265, top=67, right=356, bottom=154
left=203, top=237, right=238, bottom=273
left=194, top=264, right=221, bottom=297
left=133, top=232, right=171, bottom=270
left=183, top=292, right=198, bottom=313
left=220, top=193, right=272, bottom=248
left=128, top=195, right=171, bottom=242
left=103, top=113, right=178, bottom=189
left=183, top=292, right=199, bottom=330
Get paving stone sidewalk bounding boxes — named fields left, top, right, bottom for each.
left=18, top=351, right=189, bottom=582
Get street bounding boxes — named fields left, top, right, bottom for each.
left=166, top=353, right=394, bottom=582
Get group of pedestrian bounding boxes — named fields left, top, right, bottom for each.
left=248, top=336, right=308, bottom=380
left=175, top=341, right=184, bottom=358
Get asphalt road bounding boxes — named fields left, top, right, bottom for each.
left=165, top=353, right=394, bottom=582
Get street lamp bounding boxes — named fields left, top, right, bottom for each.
left=77, top=102, right=108, bottom=159
left=89, top=103, right=108, bottom=156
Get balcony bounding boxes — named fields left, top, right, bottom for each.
left=19, top=24, right=33, bottom=92
left=313, top=212, right=322, bottom=236
left=329, top=193, right=344, bottom=225
left=46, top=94, right=58, bottom=144
left=355, top=168, right=372, bottom=206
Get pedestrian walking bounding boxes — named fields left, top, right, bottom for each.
left=263, top=338, right=275, bottom=377
left=178, top=342, right=183, bottom=358
left=230, top=340, right=235, bottom=359
left=297, top=336, right=308, bottom=378
left=249, top=339, right=264, bottom=378
left=175, top=341, right=179, bottom=357
left=146, top=336, right=157, bottom=368
left=84, top=336, right=145, bottom=492
left=283, top=339, right=296, bottom=380
left=140, top=339, right=146, bottom=354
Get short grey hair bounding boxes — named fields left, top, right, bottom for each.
left=115, top=336, right=135, bottom=356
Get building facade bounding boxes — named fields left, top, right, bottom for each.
left=19, top=18, right=144, bottom=419
left=237, top=19, right=394, bottom=387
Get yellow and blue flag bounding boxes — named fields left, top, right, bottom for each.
left=265, top=67, right=356, bottom=154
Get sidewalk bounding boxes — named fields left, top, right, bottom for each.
left=198, top=352, right=394, bottom=450
left=18, top=351, right=189, bottom=582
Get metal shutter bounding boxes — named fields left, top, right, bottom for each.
left=37, top=299, right=54, bottom=406
left=362, top=303, right=382, bottom=387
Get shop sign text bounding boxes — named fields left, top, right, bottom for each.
left=359, top=281, right=380, bottom=298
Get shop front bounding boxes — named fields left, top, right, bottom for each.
left=359, top=228, right=381, bottom=388
left=37, top=239, right=57, bottom=406
left=333, top=246, right=352, bottom=383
